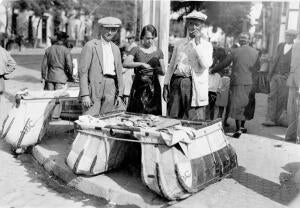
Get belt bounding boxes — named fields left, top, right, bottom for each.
left=103, top=74, right=117, bottom=79
left=172, top=74, right=191, bottom=79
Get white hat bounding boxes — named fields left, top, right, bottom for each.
left=184, top=10, right=207, bottom=21
left=98, top=17, right=122, bottom=28
left=285, top=29, right=297, bottom=36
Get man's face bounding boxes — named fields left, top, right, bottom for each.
left=186, top=19, right=204, bottom=38
left=285, top=34, right=296, bottom=44
left=100, top=26, right=119, bottom=42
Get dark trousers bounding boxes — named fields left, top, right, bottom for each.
left=44, top=81, right=65, bottom=119
left=168, top=76, right=205, bottom=121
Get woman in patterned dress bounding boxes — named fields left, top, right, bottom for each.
left=123, top=25, right=165, bottom=115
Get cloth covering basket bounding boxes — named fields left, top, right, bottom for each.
left=66, top=112, right=238, bottom=200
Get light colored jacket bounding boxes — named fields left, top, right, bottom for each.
left=165, top=38, right=213, bottom=106
left=287, top=39, right=300, bottom=88
left=0, top=46, right=16, bottom=93
left=78, top=39, right=124, bottom=98
left=0, top=46, right=16, bottom=76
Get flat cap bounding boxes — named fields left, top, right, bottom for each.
left=98, top=17, right=122, bottom=28
left=239, top=32, right=250, bottom=41
left=285, top=29, right=298, bottom=36
left=184, top=10, right=207, bottom=21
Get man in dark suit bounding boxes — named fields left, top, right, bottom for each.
left=211, top=33, right=259, bottom=138
left=263, top=29, right=297, bottom=126
left=41, top=31, right=73, bottom=119
left=78, top=17, right=124, bottom=116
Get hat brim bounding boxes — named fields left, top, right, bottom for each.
left=100, top=24, right=121, bottom=28
left=185, top=17, right=206, bottom=22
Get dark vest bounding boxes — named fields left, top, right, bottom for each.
left=274, top=47, right=292, bottom=77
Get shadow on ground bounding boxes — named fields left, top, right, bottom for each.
left=233, top=164, right=300, bottom=206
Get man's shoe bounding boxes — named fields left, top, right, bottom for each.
left=240, top=127, right=247, bottom=133
left=232, top=130, right=242, bottom=138
left=262, top=120, right=276, bottom=126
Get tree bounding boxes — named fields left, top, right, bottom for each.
left=171, top=1, right=252, bottom=38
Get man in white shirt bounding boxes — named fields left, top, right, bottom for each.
left=263, top=29, right=297, bottom=126
left=78, top=17, right=124, bottom=116
left=163, top=11, right=213, bottom=120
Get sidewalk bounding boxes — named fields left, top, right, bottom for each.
left=31, top=94, right=300, bottom=207
left=9, top=47, right=82, bottom=55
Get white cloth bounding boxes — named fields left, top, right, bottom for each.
left=208, top=73, right=221, bottom=92
left=165, top=38, right=213, bottom=107
left=101, top=37, right=115, bottom=75
left=284, top=43, right=292, bottom=54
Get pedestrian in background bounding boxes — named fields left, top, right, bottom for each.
left=263, top=29, right=297, bottom=127
left=211, top=33, right=259, bottom=138
left=41, top=31, right=73, bottom=120
left=0, top=46, right=16, bottom=124
left=78, top=16, right=124, bottom=116
left=286, top=32, right=300, bottom=143
left=124, top=25, right=165, bottom=115
left=163, top=11, right=213, bottom=120
left=122, top=33, right=137, bottom=106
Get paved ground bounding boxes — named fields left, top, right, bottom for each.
left=0, top=50, right=111, bottom=208
left=0, top=50, right=300, bottom=207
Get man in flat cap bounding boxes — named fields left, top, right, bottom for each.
left=41, top=31, right=73, bottom=119
left=286, top=30, right=300, bottom=142
left=211, top=32, right=259, bottom=138
left=263, top=29, right=297, bottom=127
left=163, top=10, right=213, bottom=121
left=78, top=16, right=124, bottom=116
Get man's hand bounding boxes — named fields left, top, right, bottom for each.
left=114, top=96, right=124, bottom=106
left=163, top=85, right=169, bottom=103
left=82, top=95, right=93, bottom=108
left=192, top=29, right=203, bottom=45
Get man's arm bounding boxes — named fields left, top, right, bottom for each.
left=115, top=47, right=124, bottom=97
left=268, top=43, right=281, bottom=78
left=78, top=43, right=93, bottom=97
left=64, top=49, right=73, bottom=80
left=164, top=45, right=178, bottom=85
left=41, top=51, right=48, bottom=80
left=5, top=51, right=16, bottom=74
left=210, top=53, right=233, bottom=74
left=193, top=41, right=213, bottom=70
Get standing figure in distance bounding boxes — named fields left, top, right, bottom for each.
left=262, top=29, right=297, bottom=126
left=211, top=33, right=259, bottom=138
left=41, top=31, right=73, bottom=120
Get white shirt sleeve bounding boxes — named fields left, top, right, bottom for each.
left=192, top=40, right=213, bottom=69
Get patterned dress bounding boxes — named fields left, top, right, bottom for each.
left=127, top=46, right=164, bottom=115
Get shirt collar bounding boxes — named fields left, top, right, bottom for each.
left=101, top=36, right=110, bottom=46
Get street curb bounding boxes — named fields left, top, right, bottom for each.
left=32, top=144, right=167, bottom=207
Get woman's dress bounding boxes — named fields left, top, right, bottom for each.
left=126, top=46, right=164, bottom=115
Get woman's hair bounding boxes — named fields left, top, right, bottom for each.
left=140, top=24, right=157, bottom=39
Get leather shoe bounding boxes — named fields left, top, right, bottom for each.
left=240, top=127, right=247, bottom=133
left=232, top=130, right=242, bottom=138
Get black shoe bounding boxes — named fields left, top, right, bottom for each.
left=240, top=127, right=247, bottom=133
left=232, top=130, right=242, bottom=138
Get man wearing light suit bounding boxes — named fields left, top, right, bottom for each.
left=78, top=17, right=124, bottom=116
left=286, top=33, right=300, bottom=142
left=263, top=29, right=297, bottom=126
